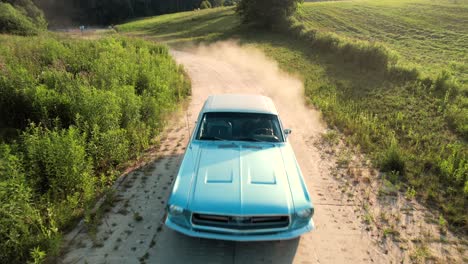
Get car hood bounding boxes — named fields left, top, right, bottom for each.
left=169, top=141, right=312, bottom=216
left=187, top=142, right=294, bottom=216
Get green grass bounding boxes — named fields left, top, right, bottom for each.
left=117, top=7, right=240, bottom=46
left=118, top=0, right=467, bottom=232
left=298, top=0, right=468, bottom=84
left=249, top=30, right=468, bottom=231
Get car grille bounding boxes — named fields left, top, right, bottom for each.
left=192, top=213, right=289, bottom=230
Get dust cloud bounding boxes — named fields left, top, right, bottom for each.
left=169, top=42, right=390, bottom=263
left=174, top=40, right=324, bottom=134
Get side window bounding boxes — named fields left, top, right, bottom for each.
left=198, top=115, right=206, bottom=138
left=272, top=118, right=283, bottom=141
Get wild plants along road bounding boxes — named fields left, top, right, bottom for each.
left=61, top=42, right=459, bottom=264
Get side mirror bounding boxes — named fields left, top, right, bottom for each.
left=284, top=129, right=292, bottom=138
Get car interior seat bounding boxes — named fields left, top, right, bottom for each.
left=207, top=120, right=233, bottom=139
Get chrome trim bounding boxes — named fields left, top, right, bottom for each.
left=190, top=213, right=291, bottom=234
left=166, top=216, right=315, bottom=241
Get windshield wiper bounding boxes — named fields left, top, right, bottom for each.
left=199, top=136, right=226, bottom=141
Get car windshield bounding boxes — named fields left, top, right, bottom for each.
left=196, top=112, right=284, bottom=142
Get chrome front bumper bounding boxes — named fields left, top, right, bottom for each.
left=165, top=217, right=314, bottom=242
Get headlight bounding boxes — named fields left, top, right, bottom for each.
left=296, top=208, right=313, bottom=218
left=168, top=205, right=184, bottom=215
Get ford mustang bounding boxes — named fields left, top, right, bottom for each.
left=165, top=94, right=314, bottom=241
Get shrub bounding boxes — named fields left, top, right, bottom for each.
left=225, top=0, right=239, bottom=6
left=5, top=0, right=47, bottom=29
left=21, top=126, right=94, bottom=199
left=211, top=0, right=225, bottom=7
left=0, top=1, right=46, bottom=36
left=432, top=70, right=460, bottom=103
left=379, top=139, right=406, bottom=176
left=0, top=3, right=37, bottom=35
left=0, top=144, right=58, bottom=263
left=438, top=144, right=467, bottom=187
left=28, top=84, right=74, bottom=128
left=445, top=102, right=468, bottom=139
left=74, top=87, right=122, bottom=133
left=88, top=126, right=130, bottom=171
left=200, top=0, right=212, bottom=9
left=237, top=0, right=303, bottom=28
left=0, top=35, right=191, bottom=263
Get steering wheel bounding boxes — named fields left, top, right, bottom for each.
left=249, top=128, right=274, bottom=136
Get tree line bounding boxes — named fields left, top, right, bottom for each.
left=33, top=0, right=239, bottom=26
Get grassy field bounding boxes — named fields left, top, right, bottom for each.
left=298, top=0, right=468, bottom=84
left=118, top=0, right=467, bottom=231
left=118, top=7, right=240, bottom=45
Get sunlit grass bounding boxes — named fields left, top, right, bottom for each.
left=298, top=0, right=468, bottom=84
left=118, top=0, right=468, bottom=231
left=117, top=7, right=240, bottom=46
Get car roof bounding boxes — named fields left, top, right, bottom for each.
left=202, top=94, right=278, bottom=115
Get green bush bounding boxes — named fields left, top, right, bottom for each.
left=0, top=35, right=191, bottom=263
left=8, top=0, right=47, bottom=29
left=200, top=0, right=212, bottom=9
left=0, top=3, right=38, bottom=35
left=438, top=144, right=467, bottom=188
left=0, top=1, right=46, bottom=36
left=237, top=0, right=302, bottom=28
left=224, top=0, right=239, bottom=6
left=21, top=126, right=94, bottom=200
left=0, top=144, right=58, bottom=263
left=212, top=0, right=225, bottom=7
left=88, top=125, right=130, bottom=171
left=445, top=101, right=468, bottom=139
left=380, top=139, right=406, bottom=176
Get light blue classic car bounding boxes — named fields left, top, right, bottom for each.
left=165, top=94, right=314, bottom=241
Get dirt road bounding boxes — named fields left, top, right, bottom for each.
left=61, top=42, right=391, bottom=264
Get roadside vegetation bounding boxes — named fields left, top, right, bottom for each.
left=0, top=0, right=47, bottom=35
left=35, top=0, right=239, bottom=26
left=297, top=0, right=467, bottom=83
left=0, top=34, right=190, bottom=263
left=236, top=0, right=302, bottom=28
left=119, top=0, right=467, bottom=232
left=117, top=7, right=239, bottom=45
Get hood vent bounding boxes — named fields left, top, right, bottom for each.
left=217, top=143, right=238, bottom=149
left=242, top=145, right=263, bottom=150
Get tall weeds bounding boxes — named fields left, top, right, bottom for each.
left=284, top=15, right=467, bottom=230
left=0, top=35, right=190, bottom=263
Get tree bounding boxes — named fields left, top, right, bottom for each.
left=200, top=0, right=211, bottom=9
left=34, top=0, right=210, bottom=25
left=212, top=0, right=224, bottom=7
left=0, top=0, right=46, bottom=35
left=224, top=0, right=239, bottom=6
left=2, top=0, right=46, bottom=28
left=236, top=0, right=302, bottom=29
